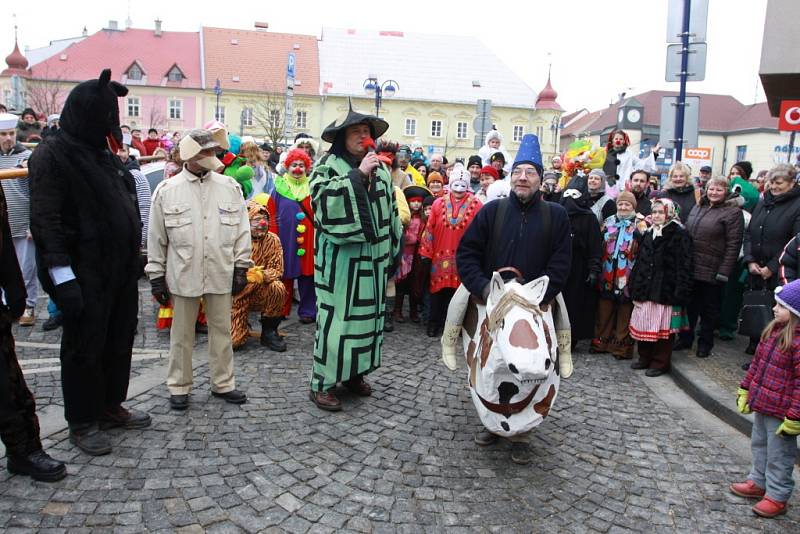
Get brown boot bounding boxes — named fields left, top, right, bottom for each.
left=393, top=294, right=405, bottom=323
left=309, top=390, right=342, bottom=411
left=344, top=375, right=372, bottom=396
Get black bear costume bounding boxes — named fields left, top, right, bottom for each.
left=28, top=69, right=150, bottom=455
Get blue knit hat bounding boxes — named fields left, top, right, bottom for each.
left=775, top=280, right=800, bottom=318
left=512, top=134, right=543, bottom=175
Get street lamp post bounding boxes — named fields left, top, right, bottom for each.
left=550, top=115, right=561, bottom=155
left=363, top=77, right=399, bottom=117
left=213, top=78, right=222, bottom=121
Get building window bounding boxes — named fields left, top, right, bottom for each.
left=736, top=145, right=747, bottom=162
left=127, top=96, right=140, bottom=117
left=269, top=109, right=281, bottom=126
left=430, top=120, right=442, bottom=138
left=404, top=118, right=416, bottom=137
left=215, top=106, right=225, bottom=123
left=536, top=126, right=544, bottom=140
left=127, top=64, right=143, bottom=81
left=242, top=107, right=253, bottom=127
left=168, top=99, right=182, bottom=120
left=167, top=66, right=184, bottom=82
left=296, top=110, right=307, bottom=129
left=513, top=125, right=524, bottom=142
left=456, top=121, right=468, bottom=139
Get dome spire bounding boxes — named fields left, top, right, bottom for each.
left=535, top=69, right=562, bottom=111
left=3, top=17, right=30, bottom=76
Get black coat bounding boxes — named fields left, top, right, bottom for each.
left=633, top=191, right=652, bottom=217
left=744, top=187, right=800, bottom=280
left=629, top=222, right=693, bottom=305
left=457, top=191, right=572, bottom=304
left=0, top=188, right=25, bottom=318
left=562, top=211, right=602, bottom=340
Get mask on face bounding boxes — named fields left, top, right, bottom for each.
left=450, top=181, right=468, bottom=193
left=196, top=156, right=222, bottom=171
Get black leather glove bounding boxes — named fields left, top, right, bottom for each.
left=232, top=267, right=248, bottom=296
left=7, top=297, right=26, bottom=320
left=586, top=272, right=598, bottom=287
left=54, top=279, right=84, bottom=318
left=150, top=276, right=171, bottom=306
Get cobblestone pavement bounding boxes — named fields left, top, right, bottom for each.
left=688, top=335, right=752, bottom=395
left=2, top=306, right=800, bottom=532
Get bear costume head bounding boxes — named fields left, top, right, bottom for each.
left=60, top=69, right=128, bottom=150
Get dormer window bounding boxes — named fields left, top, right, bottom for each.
left=167, top=65, right=184, bottom=82
left=127, top=63, right=143, bottom=81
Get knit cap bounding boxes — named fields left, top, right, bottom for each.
left=774, top=280, right=800, bottom=318
left=427, top=171, right=444, bottom=185
left=616, top=191, right=637, bottom=209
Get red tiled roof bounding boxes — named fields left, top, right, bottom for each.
left=202, top=27, right=319, bottom=96
left=573, top=90, right=776, bottom=134
left=561, top=110, right=604, bottom=137
left=29, top=28, right=201, bottom=88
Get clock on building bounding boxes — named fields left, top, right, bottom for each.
left=617, top=97, right=644, bottom=130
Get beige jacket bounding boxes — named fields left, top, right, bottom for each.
left=146, top=166, right=252, bottom=297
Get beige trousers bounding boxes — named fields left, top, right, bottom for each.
left=167, top=293, right=236, bottom=395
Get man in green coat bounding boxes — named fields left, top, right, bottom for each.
left=309, top=103, right=402, bottom=411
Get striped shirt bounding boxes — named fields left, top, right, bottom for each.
left=0, top=143, right=32, bottom=238
left=130, top=168, right=151, bottom=249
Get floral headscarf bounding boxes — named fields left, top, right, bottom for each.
left=650, top=197, right=681, bottom=238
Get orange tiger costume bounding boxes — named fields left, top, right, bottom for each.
left=230, top=200, right=287, bottom=351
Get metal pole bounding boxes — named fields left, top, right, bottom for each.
left=375, top=85, right=381, bottom=117
left=216, top=93, right=220, bottom=121
left=674, top=0, right=691, bottom=161
left=789, top=131, right=797, bottom=164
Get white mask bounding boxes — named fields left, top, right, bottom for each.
left=195, top=156, right=222, bottom=171
left=450, top=180, right=468, bottom=193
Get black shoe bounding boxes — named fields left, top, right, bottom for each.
left=260, top=317, right=287, bottom=352
left=741, top=362, right=750, bottom=371
left=673, top=339, right=693, bottom=351
left=645, top=368, right=668, bottom=377
left=41, top=314, right=63, bottom=331
left=7, top=449, right=66, bottom=482
left=299, top=316, right=315, bottom=324
left=212, top=389, right=247, bottom=404
left=98, top=406, right=152, bottom=430
left=696, top=348, right=711, bottom=358
left=68, top=424, right=112, bottom=456
left=630, top=360, right=648, bottom=370
left=745, top=340, right=758, bottom=355
left=474, top=430, right=499, bottom=446
left=170, top=394, right=189, bottom=410
left=384, top=311, right=394, bottom=333
left=195, top=321, right=208, bottom=334
left=510, top=442, right=531, bottom=465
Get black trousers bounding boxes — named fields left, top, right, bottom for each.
left=684, top=280, right=723, bottom=351
left=60, top=273, right=139, bottom=425
left=430, top=288, right=456, bottom=328
left=0, top=317, right=42, bottom=457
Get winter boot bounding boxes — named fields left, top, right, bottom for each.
left=260, top=316, right=287, bottom=352
left=384, top=297, right=394, bottom=332
left=393, top=294, right=406, bottom=323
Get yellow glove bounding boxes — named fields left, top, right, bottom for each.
left=736, top=387, right=751, bottom=414
left=246, top=266, right=266, bottom=284
left=776, top=418, right=800, bottom=436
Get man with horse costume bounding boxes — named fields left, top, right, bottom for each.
left=446, top=134, right=574, bottom=464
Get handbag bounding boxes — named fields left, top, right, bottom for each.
left=738, top=278, right=775, bottom=337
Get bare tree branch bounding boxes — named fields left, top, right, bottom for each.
left=248, top=93, right=287, bottom=149
left=147, top=104, right=165, bottom=131
left=25, top=66, right=69, bottom=116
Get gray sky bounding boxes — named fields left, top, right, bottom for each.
left=6, top=0, right=768, bottom=113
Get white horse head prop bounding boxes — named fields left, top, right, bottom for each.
left=441, top=273, right=570, bottom=437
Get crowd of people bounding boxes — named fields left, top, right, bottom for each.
left=0, top=70, right=799, bottom=514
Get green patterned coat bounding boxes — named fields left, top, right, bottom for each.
left=309, top=154, right=402, bottom=391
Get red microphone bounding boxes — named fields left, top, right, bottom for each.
left=360, top=137, right=378, bottom=179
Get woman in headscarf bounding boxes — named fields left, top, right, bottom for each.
left=587, top=169, right=617, bottom=224
left=591, top=191, right=643, bottom=360
left=628, top=198, right=693, bottom=376
left=559, top=176, right=603, bottom=348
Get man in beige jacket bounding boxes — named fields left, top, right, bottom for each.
left=146, top=129, right=252, bottom=410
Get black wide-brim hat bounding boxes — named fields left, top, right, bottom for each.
left=403, top=184, right=432, bottom=200
left=321, top=99, right=389, bottom=143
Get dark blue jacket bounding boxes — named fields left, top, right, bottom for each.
left=456, top=190, right=572, bottom=303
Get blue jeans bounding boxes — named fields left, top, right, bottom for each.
left=47, top=298, right=61, bottom=318
left=748, top=412, right=797, bottom=502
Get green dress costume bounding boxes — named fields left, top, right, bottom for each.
left=309, top=154, right=402, bottom=391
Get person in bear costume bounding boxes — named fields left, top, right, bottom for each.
left=28, top=69, right=151, bottom=457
